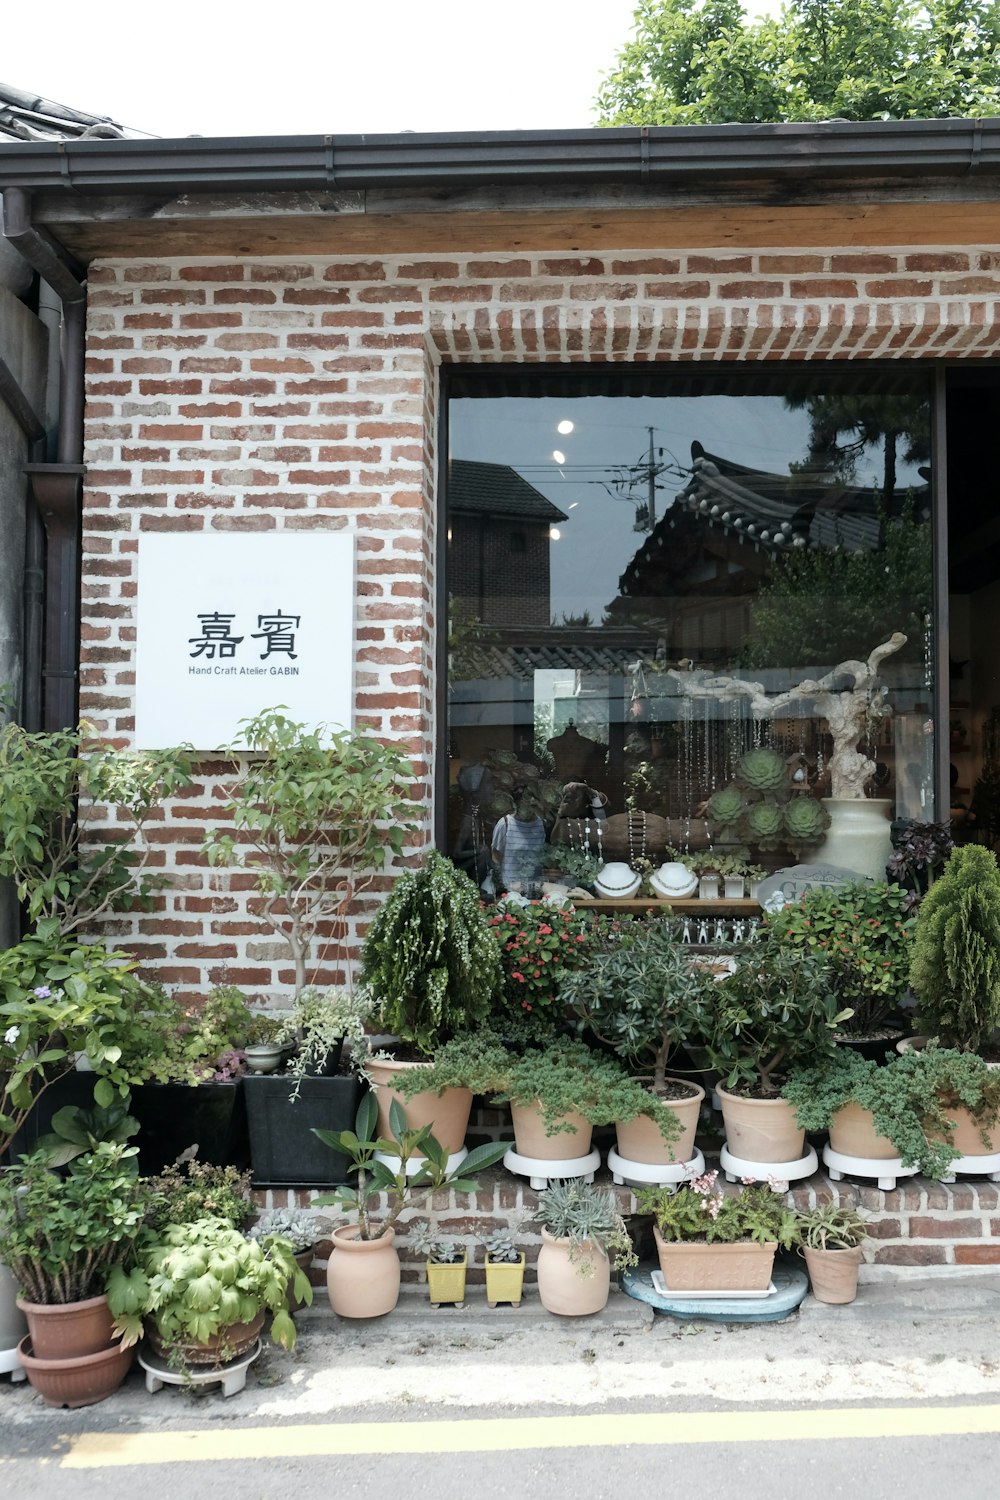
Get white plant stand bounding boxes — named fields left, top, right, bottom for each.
left=607, top=1148, right=706, bottom=1190
left=823, top=1144, right=919, bottom=1192
left=720, top=1144, right=818, bottom=1185
left=137, top=1339, right=262, bottom=1398
left=503, top=1147, right=601, bottom=1191
left=0, top=1344, right=26, bottom=1383
left=938, top=1151, right=1000, bottom=1184
left=374, top=1145, right=468, bottom=1178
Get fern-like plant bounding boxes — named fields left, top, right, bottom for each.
left=361, top=850, right=501, bottom=1055
left=909, top=845, right=1000, bottom=1052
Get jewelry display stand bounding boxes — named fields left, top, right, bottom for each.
left=607, top=1148, right=705, bottom=1190
left=502, top=1147, right=601, bottom=1192
left=138, top=1339, right=261, bottom=1398
left=822, top=1144, right=919, bottom=1192
left=374, top=1146, right=468, bottom=1178
left=720, top=1144, right=818, bottom=1184
left=0, top=1344, right=26, bottom=1383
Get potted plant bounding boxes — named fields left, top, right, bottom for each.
left=887, top=819, right=954, bottom=906
left=795, top=1202, right=867, bottom=1305
left=243, top=1015, right=285, bottom=1075
left=108, top=1215, right=310, bottom=1365
left=908, top=844, right=1000, bottom=1055
left=0, top=1144, right=147, bottom=1407
left=481, top=1227, right=525, bottom=1308
left=244, top=987, right=369, bottom=1187
left=700, top=946, right=849, bottom=1164
left=533, top=1179, right=637, bottom=1316
left=784, top=1045, right=1000, bottom=1180
left=248, top=1207, right=316, bottom=1312
left=312, top=1093, right=510, bottom=1318
left=360, top=850, right=502, bottom=1152
left=487, top=899, right=612, bottom=1047
left=639, top=1170, right=799, bottom=1293
left=144, top=1156, right=254, bottom=1232
left=409, top=1223, right=468, bottom=1308
left=763, top=880, right=916, bottom=1059
left=558, top=924, right=716, bottom=1167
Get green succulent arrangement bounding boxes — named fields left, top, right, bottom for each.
left=783, top=795, right=831, bottom=846
left=248, top=1208, right=315, bottom=1255
left=534, top=1179, right=637, bottom=1274
left=639, top=1171, right=800, bottom=1249
left=706, top=785, right=745, bottom=828
left=909, top=845, right=1000, bottom=1053
left=795, top=1202, right=867, bottom=1252
left=739, top=747, right=788, bottom=792
left=783, top=1045, right=1000, bottom=1180
left=704, top=744, right=829, bottom=857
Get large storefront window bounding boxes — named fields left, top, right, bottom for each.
left=444, top=369, right=936, bottom=899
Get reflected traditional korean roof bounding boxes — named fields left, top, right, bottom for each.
left=450, top=459, right=567, bottom=523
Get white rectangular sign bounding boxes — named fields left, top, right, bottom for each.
left=135, top=533, right=355, bottom=749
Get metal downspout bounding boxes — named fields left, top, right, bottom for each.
left=1, top=185, right=87, bottom=731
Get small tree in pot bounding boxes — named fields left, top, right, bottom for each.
left=908, top=844, right=1000, bottom=1054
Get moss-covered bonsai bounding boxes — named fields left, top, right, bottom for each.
left=361, top=850, right=502, bottom=1056
left=909, top=845, right=1000, bottom=1053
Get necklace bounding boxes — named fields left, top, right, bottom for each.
left=627, top=811, right=647, bottom=869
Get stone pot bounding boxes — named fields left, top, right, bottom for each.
left=536, top=1228, right=610, bottom=1316
left=326, top=1224, right=400, bottom=1319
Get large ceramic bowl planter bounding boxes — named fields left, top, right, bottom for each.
left=326, top=1224, right=400, bottom=1319
left=817, top=797, right=893, bottom=881
left=716, top=1088, right=805, bottom=1164
left=803, top=1246, right=862, bottom=1305
left=536, top=1228, right=610, bottom=1316
left=367, top=1058, right=472, bottom=1156
left=15, top=1336, right=134, bottom=1408
left=653, top=1226, right=777, bottom=1293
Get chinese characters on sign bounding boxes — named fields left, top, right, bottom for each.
left=136, top=533, right=355, bottom=748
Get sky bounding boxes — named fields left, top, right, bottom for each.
left=3, top=0, right=782, bottom=140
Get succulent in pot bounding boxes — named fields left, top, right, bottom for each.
left=795, top=1202, right=868, bottom=1305
left=248, top=1207, right=315, bottom=1256
left=408, top=1222, right=467, bottom=1307
left=534, top=1178, right=637, bottom=1316
left=481, top=1226, right=526, bottom=1308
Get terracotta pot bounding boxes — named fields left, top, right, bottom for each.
left=147, top=1310, right=264, bottom=1365
left=716, top=1088, right=805, bottom=1163
left=16, top=1293, right=115, bottom=1361
left=935, top=1105, right=1000, bottom=1157
left=367, top=1057, right=472, bottom=1156
left=803, top=1245, right=863, bottom=1305
left=615, top=1081, right=705, bottom=1165
left=326, top=1223, right=400, bottom=1318
left=653, top=1225, right=777, bottom=1292
left=829, top=1101, right=898, bottom=1160
left=511, top=1101, right=593, bottom=1159
left=16, top=1335, right=134, bottom=1408
left=536, top=1228, right=610, bottom=1316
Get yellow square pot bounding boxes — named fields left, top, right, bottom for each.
left=484, top=1252, right=526, bottom=1308
left=427, top=1253, right=467, bottom=1307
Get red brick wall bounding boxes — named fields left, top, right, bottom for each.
left=80, top=246, right=1000, bottom=998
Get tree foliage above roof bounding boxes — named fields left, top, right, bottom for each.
left=595, top=0, right=1000, bottom=125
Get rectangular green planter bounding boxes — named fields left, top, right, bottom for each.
left=244, top=1073, right=363, bottom=1186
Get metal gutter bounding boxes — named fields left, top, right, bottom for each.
left=0, top=118, right=998, bottom=195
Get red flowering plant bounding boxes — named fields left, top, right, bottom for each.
left=762, top=879, right=916, bottom=1037
left=486, top=900, right=614, bottom=1044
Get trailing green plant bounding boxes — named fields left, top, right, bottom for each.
left=909, top=845, right=1000, bottom=1052
left=0, top=938, right=160, bottom=1161
left=0, top=713, right=191, bottom=942
left=248, top=1208, right=315, bottom=1255
left=0, top=1144, right=150, bottom=1304
left=384, top=1031, right=512, bottom=1101
left=203, top=708, right=417, bottom=997
left=34, top=1091, right=139, bottom=1171
left=275, top=986, right=372, bottom=1096
left=362, top=850, right=501, bottom=1055
left=700, top=947, right=849, bottom=1096
left=784, top=1045, right=1000, bottom=1180
left=534, top=1179, right=637, bottom=1274
left=486, top=900, right=615, bottom=1045
left=557, top=922, right=718, bottom=1092
left=108, top=1215, right=309, bottom=1352
left=763, top=880, right=915, bottom=1034
left=795, top=1201, right=867, bottom=1252
left=639, top=1170, right=800, bottom=1249
left=145, top=1156, right=254, bottom=1231
left=313, top=1093, right=511, bottom=1241
left=492, top=1035, right=682, bottom=1149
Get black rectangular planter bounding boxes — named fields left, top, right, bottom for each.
left=129, top=1080, right=250, bottom=1176
left=244, top=1073, right=364, bottom=1187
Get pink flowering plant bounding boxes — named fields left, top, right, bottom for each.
left=638, top=1170, right=800, bottom=1247
left=487, top=900, right=612, bottom=1043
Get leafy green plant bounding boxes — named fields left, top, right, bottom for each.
left=244, top=1014, right=284, bottom=1046
left=545, top=847, right=601, bottom=889
left=313, top=1093, right=511, bottom=1241
left=486, top=900, right=613, bottom=1044
left=0, top=1144, right=149, bottom=1304
left=784, top=1045, right=1000, bottom=1180
left=639, top=1171, right=800, bottom=1249
left=34, top=1092, right=139, bottom=1171
left=557, top=922, right=718, bottom=1092
left=0, top=715, right=191, bottom=942
left=534, top=1179, right=637, bottom=1273
left=108, top=1215, right=309, bottom=1352
left=117, top=984, right=255, bottom=1086
left=0, top=938, right=159, bottom=1160
left=492, top=1035, right=682, bottom=1148
left=764, top=880, right=915, bottom=1034
left=361, top=850, right=501, bottom=1055
left=909, top=845, right=1000, bottom=1052
left=203, top=708, right=417, bottom=997
left=796, top=1201, right=867, bottom=1252
left=700, top=947, right=849, bottom=1096
left=145, top=1157, right=254, bottom=1231
left=275, top=986, right=372, bottom=1096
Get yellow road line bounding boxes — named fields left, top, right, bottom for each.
left=61, top=1405, right=1000, bottom=1468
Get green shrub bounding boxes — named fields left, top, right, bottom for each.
left=909, top=845, right=1000, bottom=1051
